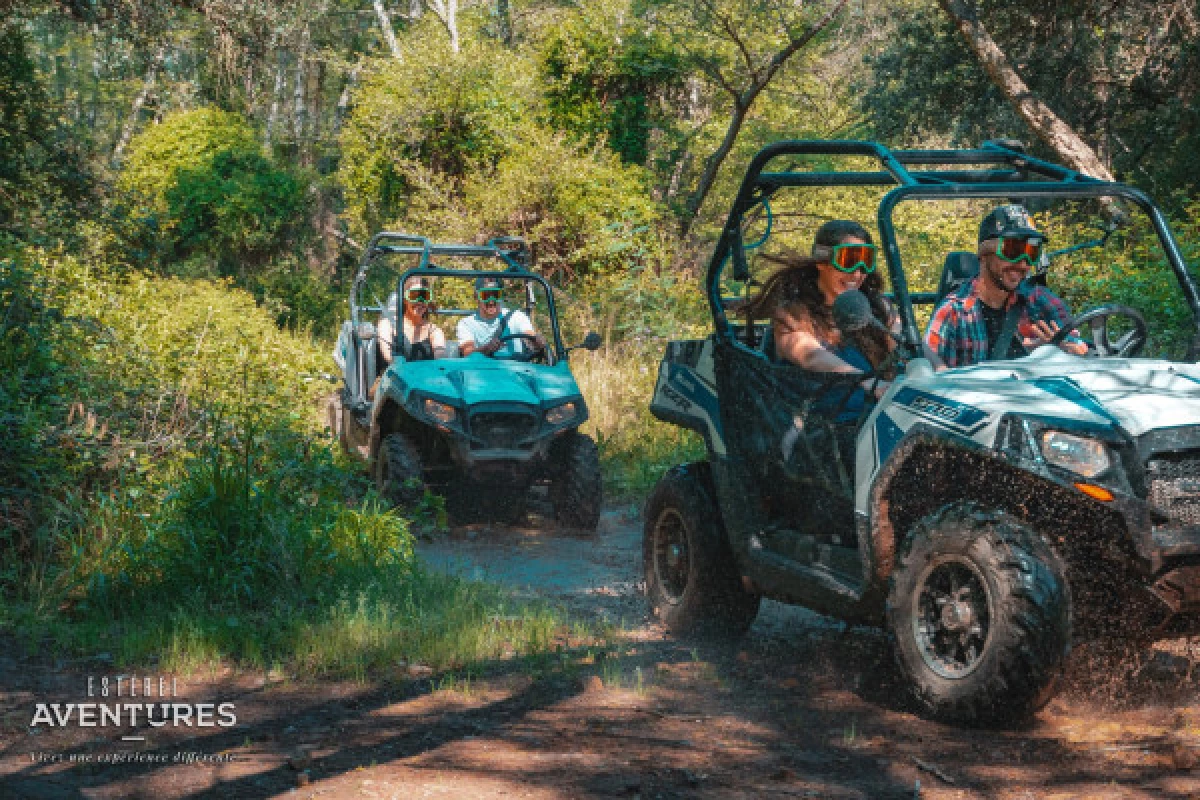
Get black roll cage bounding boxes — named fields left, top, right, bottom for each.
left=706, top=140, right=1200, bottom=360
left=350, top=232, right=566, bottom=357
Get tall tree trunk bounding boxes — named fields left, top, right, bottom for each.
left=372, top=0, right=403, bottom=60
left=680, top=0, right=849, bottom=236
left=494, top=0, right=512, bottom=45
left=111, top=44, right=164, bottom=164
left=427, top=0, right=459, bottom=53
left=293, top=26, right=310, bottom=156
left=333, top=66, right=359, bottom=135
left=936, top=0, right=1114, bottom=181
left=265, top=45, right=286, bottom=150
left=89, top=23, right=101, bottom=128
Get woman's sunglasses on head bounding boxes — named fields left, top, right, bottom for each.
left=405, top=287, right=432, bottom=303
left=814, top=243, right=877, bottom=274
left=995, top=235, right=1045, bottom=266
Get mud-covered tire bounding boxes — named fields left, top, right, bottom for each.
left=887, top=502, right=1071, bottom=725
left=549, top=431, right=602, bottom=531
left=375, top=433, right=425, bottom=507
left=643, top=463, right=760, bottom=637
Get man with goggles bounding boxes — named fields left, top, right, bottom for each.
left=925, top=204, right=1087, bottom=369
left=457, top=276, right=545, bottom=358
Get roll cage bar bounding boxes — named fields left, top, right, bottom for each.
left=707, top=140, right=1200, bottom=359
left=350, top=232, right=565, bottom=357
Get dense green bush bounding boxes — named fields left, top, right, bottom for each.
left=338, top=38, right=537, bottom=238
left=118, top=108, right=311, bottom=276
left=0, top=246, right=395, bottom=613
left=341, top=42, right=673, bottom=284
left=539, top=0, right=686, bottom=166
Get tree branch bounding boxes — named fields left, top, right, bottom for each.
left=680, top=0, right=850, bottom=234
left=936, top=0, right=1114, bottom=182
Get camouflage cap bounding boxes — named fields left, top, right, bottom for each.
left=978, top=204, right=1044, bottom=243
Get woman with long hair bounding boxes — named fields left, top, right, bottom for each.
left=746, top=219, right=896, bottom=389
left=379, top=276, right=446, bottom=365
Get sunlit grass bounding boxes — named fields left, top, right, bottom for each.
left=574, top=340, right=705, bottom=498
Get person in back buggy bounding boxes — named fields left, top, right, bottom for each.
left=456, top=275, right=546, bottom=358
left=379, top=276, right=446, bottom=365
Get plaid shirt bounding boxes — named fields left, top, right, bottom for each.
left=924, top=278, right=1075, bottom=369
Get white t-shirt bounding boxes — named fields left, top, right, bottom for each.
left=457, top=309, right=535, bottom=357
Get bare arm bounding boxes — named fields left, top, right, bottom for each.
left=377, top=317, right=395, bottom=364
left=774, top=311, right=889, bottom=398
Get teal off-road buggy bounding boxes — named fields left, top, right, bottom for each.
left=646, top=140, right=1200, bottom=723
left=330, top=234, right=603, bottom=529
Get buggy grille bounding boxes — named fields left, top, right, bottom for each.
left=469, top=411, right=537, bottom=450
left=1147, top=452, right=1200, bottom=527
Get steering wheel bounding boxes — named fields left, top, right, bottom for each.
left=1049, top=304, right=1148, bottom=357
left=494, top=333, right=551, bottom=364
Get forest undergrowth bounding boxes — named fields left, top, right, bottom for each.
left=0, top=245, right=614, bottom=677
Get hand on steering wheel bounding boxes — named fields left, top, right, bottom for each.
left=494, top=332, right=549, bottom=363
left=1049, top=304, right=1148, bottom=357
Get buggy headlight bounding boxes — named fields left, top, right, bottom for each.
left=1040, top=431, right=1110, bottom=478
left=544, top=402, right=577, bottom=426
left=423, top=398, right=457, bottom=425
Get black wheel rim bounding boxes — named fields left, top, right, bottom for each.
left=652, top=509, right=690, bottom=604
left=913, top=556, right=993, bottom=679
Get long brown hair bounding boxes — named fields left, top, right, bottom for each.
left=745, top=220, right=892, bottom=370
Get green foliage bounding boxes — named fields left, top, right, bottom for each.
left=118, top=107, right=311, bottom=275
left=166, top=147, right=310, bottom=273
left=539, top=0, right=686, bottom=165
left=862, top=1, right=1200, bottom=202
left=118, top=107, right=260, bottom=211
left=0, top=243, right=582, bottom=675
left=461, top=128, right=669, bottom=281
left=341, top=40, right=673, bottom=284
left=0, top=22, right=92, bottom=241
left=338, top=38, right=537, bottom=237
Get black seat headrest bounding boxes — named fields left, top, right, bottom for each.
left=936, top=251, right=980, bottom=303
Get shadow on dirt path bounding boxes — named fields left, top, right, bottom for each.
left=4, top=506, right=1200, bottom=798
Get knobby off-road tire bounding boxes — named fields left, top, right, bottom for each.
left=887, top=502, right=1071, bottom=725
left=550, top=431, right=602, bottom=531
left=644, top=463, right=760, bottom=637
left=375, top=433, right=425, bottom=507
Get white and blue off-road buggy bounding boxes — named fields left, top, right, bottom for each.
left=646, top=140, right=1200, bottom=723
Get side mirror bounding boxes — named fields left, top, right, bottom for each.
left=575, top=332, right=602, bottom=352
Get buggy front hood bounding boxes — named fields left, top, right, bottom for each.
left=902, top=347, right=1200, bottom=438
left=392, top=357, right=584, bottom=410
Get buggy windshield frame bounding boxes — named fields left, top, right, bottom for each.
left=705, top=140, right=1200, bottom=359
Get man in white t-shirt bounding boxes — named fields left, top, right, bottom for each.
left=456, top=276, right=546, bottom=358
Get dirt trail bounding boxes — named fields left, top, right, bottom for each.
left=4, top=507, right=1200, bottom=798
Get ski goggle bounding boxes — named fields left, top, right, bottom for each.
left=477, top=288, right=503, bottom=302
left=404, top=287, right=432, bottom=303
left=814, top=243, right=877, bottom=274
left=995, top=235, right=1045, bottom=265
